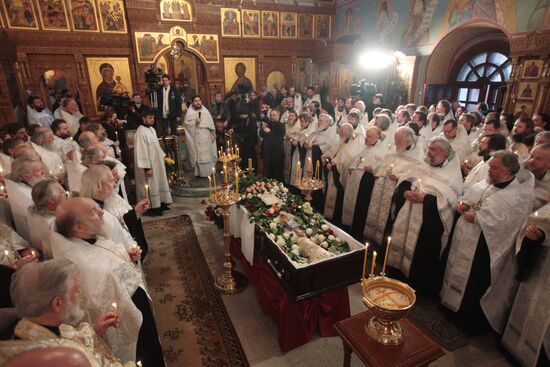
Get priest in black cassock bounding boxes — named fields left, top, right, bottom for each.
left=440, top=151, right=534, bottom=335
left=232, top=104, right=258, bottom=171
left=260, top=109, right=285, bottom=181
left=387, top=137, right=463, bottom=295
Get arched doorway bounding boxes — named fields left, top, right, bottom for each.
left=423, top=20, right=511, bottom=112
left=153, top=39, right=208, bottom=103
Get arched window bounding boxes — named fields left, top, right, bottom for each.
left=455, top=51, right=511, bottom=111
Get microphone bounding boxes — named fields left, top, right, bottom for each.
left=198, top=111, right=201, bottom=118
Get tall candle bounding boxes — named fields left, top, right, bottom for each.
left=223, top=165, right=228, bottom=183
left=115, top=131, right=118, bottom=141
left=296, top=161, right=301, bottom=181
left=3, top=250, right=11, bottom=266
left=144, top=184, right=149, bottom=200
left=237, top=147, right=240, bottom=157
left=315, top=160, right=320, bottom=179
left=361, top=243, right=369, bottom=281
left=534, top=211, right=539, bottom=227
left=307, top=157, right=312, bottom=172
left=235, top=172, right=239, bottom=193
left=370, top=251, right=377, bottom=277
left=248, top=158, right=252, bottom=170
left=381, top=237, right=391, bottom=276
left=208, top=176, right=212, bottom=195
left=212, top=167, right=216, bottom=188
left=112, top=302, right=118, bottom=318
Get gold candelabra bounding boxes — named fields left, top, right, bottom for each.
left=294, top=157, right=323, bottom=201
left=208, top=182, right=247, bottom=294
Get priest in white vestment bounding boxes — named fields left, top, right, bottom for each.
left=289, top=114, right=318, bottom=186
left=27, top=179, right=66, bottom=259
left=502, top=204, right=550, bottom=367
left=525, top=143, right=550, bottom=211
left=58, top=98, right=84, bottom=136
left=52, top=119, right=81, bottom=163
left=364, top=127, right=424, bottom=245
left=5, top=157, right=45, bottom=242
left=26, top=96, right=54, bottom=128
left=442, top=120, right=471, bottom=163
left=134, top=111, right=172, bottom=214
left=52, top=198, right=165, bottom=366
left=463, top=133, right=507, bottom=190
left=29, top=129, right=64, bottom=178
left=440, top=151, right=534, bottom=334
left=341, top=127, right=387, bottom=239
left=389, top=137, right=463, bottom=295
left=282, top=109, right=301, bottom=185
left=183, top=95, right=217, bottom=178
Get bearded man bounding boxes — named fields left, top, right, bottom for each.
left=510, top=117, right=535, bottom=163
left=26, top=96, right=54, bottom=128
left=525, top=143, right=550, bottom=211
left=341, top=126, right=388, bottom=239
left=442, top=119, right=471, bottom=163
left=183, top=95, right=217, bottom=178
left=463, top=133, right=507, bottom=190
left=388, top=137, right=463, bottom=295
left=260, top=109, right=285, bottom=181
left=58, top=98, right=83, bottom=137
left=441, top=151, right=534, bottom=335
left=51, top=119, right=80, bottom=163
left=29, top=128, right=64, bottom=178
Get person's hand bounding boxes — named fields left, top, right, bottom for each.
left=404, top=191, right=425, bottom=203
left=145, top=169, right=153, bottom=178
left=112, top=140, right=120, bottom=147
left=211, top=135, right=215, bottom=143
left=134, top=199, right=149, bottom=216
left=196, top=117, right=201, bottom=125
left=292, top=140, right=299, bottom=146
left=363, top=164, right=372, bottom=172
left=263, top=126, right=271, bottom=133
left=456, top=201, right=469, bottom=214
left=462, top=164, right=471, bottom=176
left=388, top=174, right=398, bottom=182
left=66, top=150, right=75, bottom=162
left=525, top=225, right=543, bottom=241
left=128, top=245, right=142, bottom=262
left=94, top=312, right=118, bottom=336
left=463, top=210, right=476, bottom=223
left=13, top=253, right=38, bottom=270
left=304, top=142, right=312, bottom=150
left=326, top=163, right=333, bottom=171
left=176, top=116, right=181, bottom=122
left=228, top=129, right=234, bottom=134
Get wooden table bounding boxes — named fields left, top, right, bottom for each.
left=334, top=310, right=444, bottom=367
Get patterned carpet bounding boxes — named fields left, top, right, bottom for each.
left=142, top=215, right=249, bottom=367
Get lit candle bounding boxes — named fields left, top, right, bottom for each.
left=381, top=236, right=391, bottom=276
left=248, top=158, right=252, bottom=170
left=389, top=163, right=394, bottom=174
left=144, top=184, right=149, bottom=200
left=65, top=191, right=70, bottom=199
left=315, top=160, right=320, bottom=180
left=361, top=242, right=369, bottom=281
left=31, top=250, right=36, bottom=257
left=111, top=302, right=118, bottom=318
left=0, top=165, right=3, bottom=174
left=370, top=251, right=377, bottom=277
left=237, top=147, right=240, bottom=157
left=416, top=179, right=422, bottom=191
left=235, top=172, right=239, bottom=193
left=137, top=361, right=143, bottom=367
left=296, top=161, right=301, bottom=182
left=307, top=157, right=312, bottom=172
left=212, top=167, right=216, bottom=188
left=208, top=176, right=212, bottom=195
left=534, top=211, right=539, bottom=227
left=3, top=250, right=11, bottom=266
left=223, top=165, right=228, bottom=183
left=115, top=131, right=119, bottom=141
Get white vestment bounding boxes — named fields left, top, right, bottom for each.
left=364, top=143, right=424, bottom=245
left=463, top=159, right=489, bottom=190
left=302, top=123, right=337, bottom=181
left=502, top=204, right=550, bottom=367
left=389, top=157, right=463, bottom=276
left=30, top=142, right=64, bottom=177
left=26, top=105, right=54, bottom=128
left=440, top=170, right=535, bottom=333
left=445, top=125, right=471, bottom=163
left=53, top=135, right=81, bottom=163
left=0, top=153, right=13, bottom=174
left=134, top=125, right=172, bottom=208
left=183, top=106, right=217, bottom=177
left=418, top=124, right=433, bottom=148
left=4, top=178, right=33, bottom=242
left=26, top=210, right=55, bottom=259
left=289, top=121, right=319, bottom=185
left=533, top=171, right=550, bottom=211
left=100, top=207, right=137, bottom=251
left=0, top=223, right=28, bottom=267
left=283, top=119, right=302, bottom=185
left=304, top=94, right=321, bottom=109
left=66, top=161, right=87, bottom=193
left=59, top=109, right=84, bottom=136
left=341, top=140, right=388, bottom=226
left=51, top=234, right=147, bottom=363
left=466, top=127, right=481, bottom=145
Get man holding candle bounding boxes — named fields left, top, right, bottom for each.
left=183, top=95, right=218, bottom=179
left=440, top=151, right=534, bottom=335
left=260, top=109, right=285, bottom=181
left=388, top=137, right=463, bottom=295
left=135, top=111, right=172, bottom=216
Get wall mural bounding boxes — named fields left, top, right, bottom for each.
left=160, top=0, right=191, bottom=22
left=86, top=57, right=132, bottom=113
left=298, top=13, right=314, bottom=38
left=2, top=0, right=39, bottom=29
left=98, top=0, right=126, bottom=33
left=135, top=32, right=171, bottom=63
left=68, top=0, right=99, bottom=32
left=280, top=12, right=297, bottom=38
left=37, top=0, right=70, bottom=31
left=221, top=7, right=240, bottom=37
left=261, top=10, right=279, bottom=38
left=242, top=9, right=260, bottom=37
left=187, top=33, right=220, bottom=63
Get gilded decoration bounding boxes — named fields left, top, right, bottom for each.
left=187, top=34, right=220, bottom=64
left=315, top=14, right=331, bottom=39
left=261, top=10, right=279, bottom=38
left=298, top=13, right=313, bottom=39
left=135, top=31, right=171, bottom=63
left=280, top=12, right=297, bottom=38
left=224, top=57, right=256, bottom=94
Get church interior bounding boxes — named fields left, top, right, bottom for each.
left=0, top=0, right=549, bottom=366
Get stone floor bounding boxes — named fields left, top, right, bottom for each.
left=144, top=196, right=515, bottom=367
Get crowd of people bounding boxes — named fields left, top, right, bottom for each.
left=0, top=80, right=549, bottom=366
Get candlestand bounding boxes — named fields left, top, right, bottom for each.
left=294, top=171, right=324, bottom=202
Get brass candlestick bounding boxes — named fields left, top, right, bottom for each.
left=209, top=183, right=247, bottom=294
left=294, top=171, right=324, bottom=202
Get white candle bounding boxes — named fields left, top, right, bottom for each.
left=144, top=184, right=149, bottom=200
left=112, top=302, right=118, bottom=318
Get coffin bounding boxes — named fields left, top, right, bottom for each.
left=257, top=221, right=366, bottom=301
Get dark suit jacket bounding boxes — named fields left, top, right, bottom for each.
left=156, top=86, right=182, bottom=120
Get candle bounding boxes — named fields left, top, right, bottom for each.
left=307, top=157, right=312, bottom=172
left=248, top=158, right=252, bottom=170
left=212, top=167, right=216, bottom=188
left=65, top=191, right=70, bottom=199
left=389, top=163, right=394, bottom=174
left=137, top=361, right=143, bottom=367
left=237, top=147, right=240, bottom=157
left=370, top=251, right=377, bottom=277
left=361, top=243, right=369, bottom=281
left=112, top=302, right=118, bottom=318
left=296, top=161, right=301, bottom=182
left=3, top=250, right=11, bottom=266
left=235, top=172, right=239, bottom=193
left=534, top=211, right=539, bottom=227
left=31, top=250, right=36, bottom=257
left=223, top=165, right=228, bottom=183
left=208, top=176, right=212, bottom=195
left=0, top=165, right=3, bottom=173
left=131, top=244, right=139, bottom=253
left=315, top=160, right=320, bottom=180
left=144, top=184, right=149, bottom=200
left=115, top=131, right=118, bottom=141
left=416, top=179, right=422, bottom=191
left=381, top=236, right=391, bottom=276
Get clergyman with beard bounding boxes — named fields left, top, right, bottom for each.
left=51, top=119, right=81, bottom=163
left=463, top=133, right=507, bottom=189
left=0, top=259, right=132, bottom=366
left=26, top=96, right=54, bottom=128
left=260, top=109, right=285, bottom=181
left=510, top=116, right=535, bottom=163
left=183, top=95, right=217, bottom=179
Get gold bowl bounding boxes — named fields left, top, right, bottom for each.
left=362, top=276, right=416, bottom=345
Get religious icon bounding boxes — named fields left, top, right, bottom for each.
left=522, top=59, right=543, bottom=79
left=241, top=9, right=260, bottom=38
left=315, top=14, right=331, bottom=39
left=134, top=32, right=170, bottom=63
left=296, top=58, right=313, bottom=91
left=224, top=57, right=256, bottom=95
left=160, top=0, right=191, bottom=22
left=86, top=57, right=133, bottom=113
left=518, top=82, right=537, bottom=100
left=187, top=33, right=220, bottom=63
left=280, top=12, right=297, bottom=38
left=36, top=0, right=70, bottom=31
left=68, top=0, right=99, bottom=31
left=221, top=8, right=240, bottom=37
left=298, top=13, right=314, bottom=39
left=98, top=0, right=126, bottom=33
left=514, top=101, right=533, bottom=120
left=2, top=0, right=39, bottom=29
left=261, top=10, right=279, bottom=38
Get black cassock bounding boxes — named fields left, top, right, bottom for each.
left=235, top=117, right=258, bottom=171
left=325, top=166, right=345, bottom=226
left=260, top=121, right=285, bottom=181
left=350, top=171, right=376, bottom=241
left=123, top=209, right=149, bottom=260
